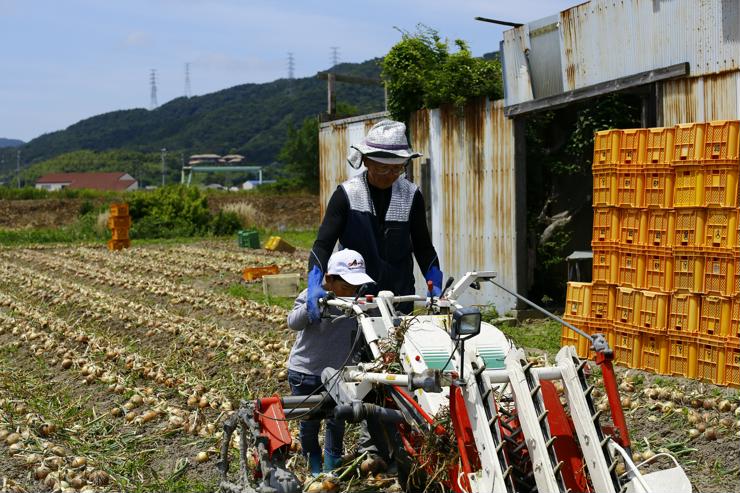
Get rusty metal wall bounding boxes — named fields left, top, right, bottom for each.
left=503, top=0, right=740, bottom=106
left=318, top=101, right=518, bottom=313
left=410, top=99, right=518, bottom=312
left=662, top=71, right=740, bottom=125
left=318, top=112, right=388, bottom=217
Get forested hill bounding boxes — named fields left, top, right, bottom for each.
left=18, top=59, right=384, bottom=167
left=0, top=138, right=24, bottom=148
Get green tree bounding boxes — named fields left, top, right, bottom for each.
left=381, top=26, right=503, bottom=122
left=278, top=117, right=319, bottom=192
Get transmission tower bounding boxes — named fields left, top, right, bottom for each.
left=149, top=69, right=158, bottom=109
left=287, top=53, right=295, bottom=79
left=184, top=62, right=191, bottom=98
left=330, top=46, right=340, bottom=69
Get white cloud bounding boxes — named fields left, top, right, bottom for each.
left=124, top=31, right=151, bottom=47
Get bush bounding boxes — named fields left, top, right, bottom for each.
left=128, top=185, right=212, bottom=238
left=381, top=26, right=503, bottom=122
left=210, top=211, right=242, bottom=236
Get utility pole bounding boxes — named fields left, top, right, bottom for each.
left=16, top=149, right=21, bottom=188
left=161, top=148, right=167, bottom=187
left=150, top=69, right=158, bottom=109
left=184, top=63, right=191, bottom=98
left=287, top=53, right=295, bottom=79
left=330, top=46, right=340, bottom=69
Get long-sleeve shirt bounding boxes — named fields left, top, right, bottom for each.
left=287, top=289, right=357, bottom=376
left=309, top=182, right=439, bottom=278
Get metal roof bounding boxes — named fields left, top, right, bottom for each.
left=503, top=0, right=740, bottom=107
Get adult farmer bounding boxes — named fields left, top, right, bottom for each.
left=306, top=119, right=442, bottom=321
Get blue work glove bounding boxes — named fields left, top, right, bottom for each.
left=307, top=265, right=327, bottom=323
left=425, top=266, right=443, bottom=297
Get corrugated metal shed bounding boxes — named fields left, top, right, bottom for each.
left=318, top=101, right=518, bottom=313
left=662, top=70, right=740, bottom=125
left=318, top=112, right=388, bottom=218
left=503, top=0, right=740, bottom=106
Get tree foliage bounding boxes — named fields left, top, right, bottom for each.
left=277, top=117, right=320, bottom=193
left=381, top=26, right=503, bottom=122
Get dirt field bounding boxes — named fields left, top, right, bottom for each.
left=0, top=192, right=319, bottom=230
left=0, top=241, right=738, bottom=492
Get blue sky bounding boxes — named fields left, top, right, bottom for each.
left=1, top=0, right=578, bottom=142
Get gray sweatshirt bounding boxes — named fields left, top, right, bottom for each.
left=287, top=289, right=357, bottom=376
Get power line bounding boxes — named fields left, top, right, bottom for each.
left=330, top=46, right=340, bottom=69
left=184, top=62, right=191, bottom=98
left=287, top=52, right=295, bottom=79
left=150, top=69, right=158, bottom=109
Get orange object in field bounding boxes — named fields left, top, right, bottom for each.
left=243, top=265, right=280, bottom=282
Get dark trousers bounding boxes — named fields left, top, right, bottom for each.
left=288, top=369, right=345, bottom=458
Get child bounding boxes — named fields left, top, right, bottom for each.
left=287, top=249, right=375, bottom=476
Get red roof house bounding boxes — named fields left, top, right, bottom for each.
left=35, top=172, right=138, bottom=191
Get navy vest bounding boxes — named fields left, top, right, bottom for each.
left=339, top=172, right=417, bottom=296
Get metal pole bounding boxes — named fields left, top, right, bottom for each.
left=161, top=148, right=167, bottom=187
left=16, top=150, right=21, bottom=188
left=489, top=279, right=593, bottom=342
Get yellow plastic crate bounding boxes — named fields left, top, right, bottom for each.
left=725, top=340, right=739, bottom=388
left=702, top=120, right=739, bottom=162
left=652, top=255, right=677, bottom=295
left=109, top=203, right=130, bottom=217
left=636, top=290, right=669, bottom=333
left=264, top=236, right=296, bottom=253
left=561, top=315, right=590, bottom=358
left=107, top=239, right=131, bottom=251
left=668, top=293, right=700, bottom=334
left=615, top=286, right=641, bottom=326
left=643, top=168, right=675, bottom=208
left=730, top=298, right=740, bottom=339
left=592, top=248, right=618, bottom=285
left=110, top=228, right=129, bottom=240
left=618, top=209, right=647, bottom=246
left=673, top=250, right=704, bottom=293
left=617, top=129, right=647, bottom=165
left=703, top=255, right=736, bottom=297
left=565, top=282, right=592, bottom=319
left=703, top=165, right=739, bottom=208
left=645, top=127, right=675, bottom=165
left=616, top=170, right=645, bottom=208
left=617, top=246, right=646, bottom=289
left=592, top=207, right=619, bottom=244
left=704, top=208, right=738, bottom=249
left=593, top=129, right=620, bottom=169
left=699, top=295, right=732, bottom=338
left=639, top=332, right=669, bottom=374
left=107, top=216, right=131, bottom=230
left=696, top=335, right=727, bottom=385
left=668, top=335, right=698, bottom=379
left=673, top=209, right=706, bottom=248
left=673, top=165, right=704, bottom=207
left=612, top=324, right=642, bottom=368
left=589, top=283, right=616, bottom=321
left=645, top=209, right=674, bottom=248
left=673, top=122, right=705, bottom=163
left=593, top=170, right=617, bottom=207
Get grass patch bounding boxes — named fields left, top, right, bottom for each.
left=225, top=282, right=301, bottom=311
left=497, top=319, right=562, bottom=356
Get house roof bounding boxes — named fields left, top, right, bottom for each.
left=36, top=172, right=137, bottom=191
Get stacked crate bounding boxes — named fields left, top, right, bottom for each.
left=562, top=120, right=739, bottom=387
left=107, top=203, right=131, bottom=251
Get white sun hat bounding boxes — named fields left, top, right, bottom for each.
left=327, top=249, right=375, bottom=286
left=347, top=120, right=422, bottom=168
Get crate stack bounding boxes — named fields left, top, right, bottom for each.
left=107, top=203, right=131, bottom=251
left=562, top=120, right=739, bottom=387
